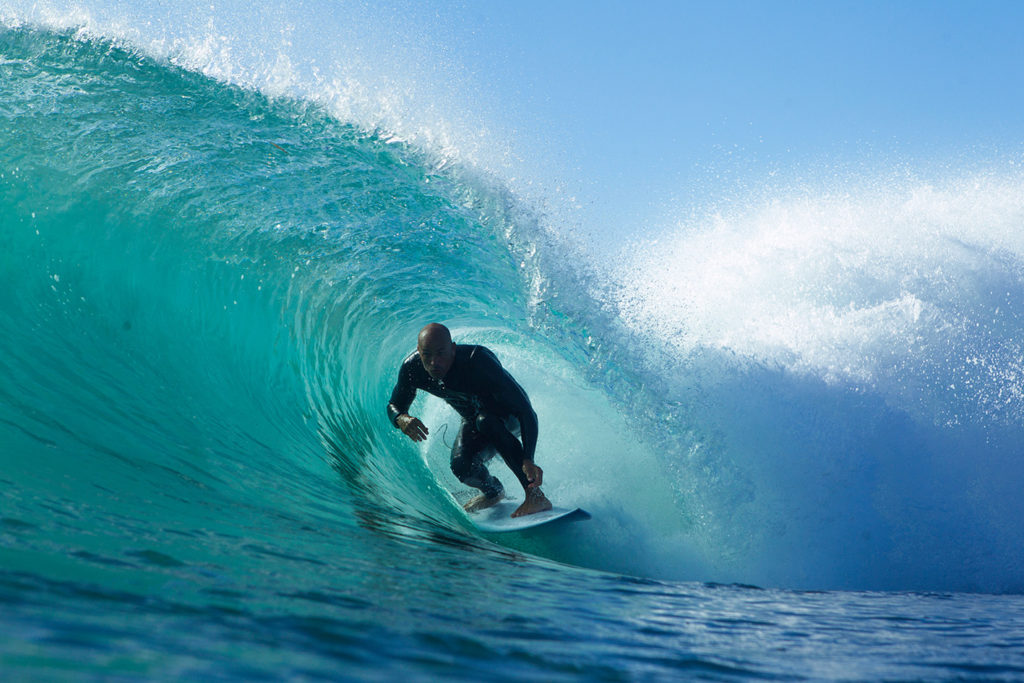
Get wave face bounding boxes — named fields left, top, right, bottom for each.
left=0, top=23, right=546, bottom=565
left=3, top=12, right=1024, bottom=619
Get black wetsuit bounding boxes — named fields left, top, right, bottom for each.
left=387, top=345, right=538, bottom=497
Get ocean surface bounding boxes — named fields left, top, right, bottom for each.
left=4, top=11, right=1024, bottom=682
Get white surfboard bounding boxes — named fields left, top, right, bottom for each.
left=466, top=499, right=590, bottom=533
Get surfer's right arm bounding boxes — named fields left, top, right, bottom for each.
left=394, top=414, right=429, bottom=441
left=387, top=358, right=429, bottom=442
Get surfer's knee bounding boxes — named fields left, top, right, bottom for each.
left=450, top=452, right=472, bottom=479
left=450, top=456, right=502, bottom=498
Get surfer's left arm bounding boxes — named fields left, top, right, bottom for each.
left=515, top=405, right=539, bottom=463
left=507, top=401, right=541, bottom=487
left=475, top=347, right=540, bottom=483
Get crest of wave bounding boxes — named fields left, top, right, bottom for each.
left=616, top=173, right=1024, bottom=427
left=0, top=0, right=513, bottom=173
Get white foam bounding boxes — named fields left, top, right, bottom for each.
left=614, top=174, right=1024, bottom=424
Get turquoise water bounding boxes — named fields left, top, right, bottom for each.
left=4, top=22, right=1024, bottom=681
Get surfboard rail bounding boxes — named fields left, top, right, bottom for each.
left=466, top=500, right=591, bottom=533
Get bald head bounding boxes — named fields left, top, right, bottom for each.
left=417, top=322, right=451, bottom=347
left=417, top=323, right=456, bottom=380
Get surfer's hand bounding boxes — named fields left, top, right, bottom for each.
left=397, top=415, right=429, bottom=442
left=523, top=461, right=543, bottom=488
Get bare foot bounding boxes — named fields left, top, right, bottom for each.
left=463, top=493, right=503, bottom=512
left=511, top=489, right=552, bottom=518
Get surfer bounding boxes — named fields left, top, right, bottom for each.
left=387, top=323, right=553, bottom=518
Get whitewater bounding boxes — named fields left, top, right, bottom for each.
left=3, top=4, right=1024, bottom=681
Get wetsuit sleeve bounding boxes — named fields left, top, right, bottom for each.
left=476, top=349, right=539, bottom=461
left=516, top=401, right=539, bottom=462
left=387, top=362, right=416, bottom=428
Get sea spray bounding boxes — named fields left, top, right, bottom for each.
left=610, top=178, right=1024, bottom=591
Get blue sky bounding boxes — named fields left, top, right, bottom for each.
left=407, top=0, right=1024, bottom=244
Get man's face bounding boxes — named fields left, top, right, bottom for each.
left=418, top=337, right=455, bottom=380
